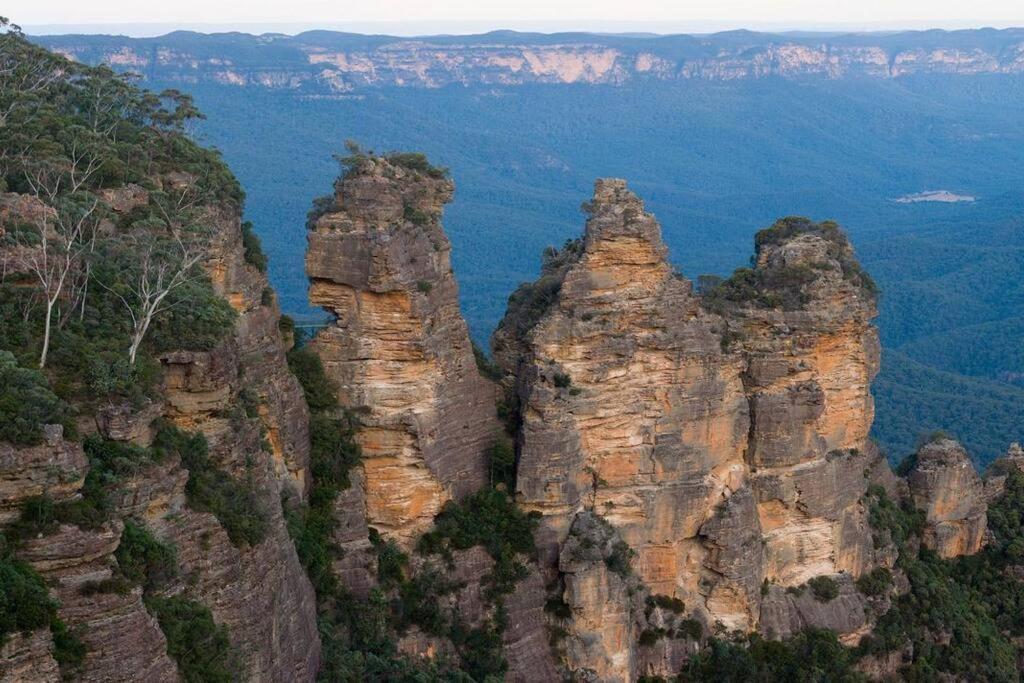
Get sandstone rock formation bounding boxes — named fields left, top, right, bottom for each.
left=306, top=154, right=497, bottom=545
left=495, top=179, right=754, bottom=628
left=493, top=180, right=888, bottom=678
left=723, top=216, right=882, bottom=586
left=907, top=438, right=988, bottom=558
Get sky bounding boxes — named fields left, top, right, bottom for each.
left=14, top=0, right=1024, bottom=36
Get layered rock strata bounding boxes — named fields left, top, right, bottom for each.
left=0, top=188, right=320, bottom=681
left=493, top=180, right=888, bottom=678
left=907, top=438, right=987, bottom=558
left=305, top=155, right=496, bottom=545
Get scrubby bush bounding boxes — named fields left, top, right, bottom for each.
left=241, top=221, right=268, bottom=272
left=145, top=596, right=234, bottom=682
left=0, top=534, right=85, bottom=677
left=808, top=575, right=839, bottom=602
left=155, top=425, right=268, bottom=547
left=605, top=540, right=635, bottom=578
left=0, top=547, right=56, bottom=643
left=115, top=520, right=177, bottom=591
left=855, top=567, right=893, bottom=596
left=0, top=351, right=73, bottom=445
left=385, top=152, right=449, bottom=179
left=682, top=629, right=863, bottom=682
left=487, top=433, right=516, bottom=490
left=286, top=347, right=338, bottom=412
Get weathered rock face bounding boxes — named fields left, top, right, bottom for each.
left=496, top=180, right=756, bottom=633
left=907, top=439, right=987, bottom=558
left=145, top=204, right=320, bottom=681
left=306, top=156, right=496, bottom=545
left=725, top=220, right=882, bottom=586
left=493, top=181, right=887, bottom=675
left=0, top=190, right=320, bottom=681
left=18, top=522, right=180, bottom=682
left=43, top=31, right=1024, bottom=93
left=0, top=630, right=61, bottom=683
left=0, top=426, right=86, bottom=524
left=558, top=512, right=644, bottom=682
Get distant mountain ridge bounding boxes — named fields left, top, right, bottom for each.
left=34, top=28, right=1024, bottom=90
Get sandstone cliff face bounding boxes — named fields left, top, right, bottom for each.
left=907, top=439, right=987, bottom=558
left=724, top=219, right=882, bottom=587
left=44, top=31, right=1024, bottom=92
left=306, top=155, right=496, bottom=546
left=496, top=179, right=756, bottom=633
left=493, top=180, right=887, bottom=678
left=0, top=190, right=320, bottom=682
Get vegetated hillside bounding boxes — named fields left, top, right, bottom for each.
left=0, top=24, right=320, bottom=680
left=31, top=30, right=1024, bottom=467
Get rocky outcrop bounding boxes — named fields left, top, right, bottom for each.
left=495, top=179, right=888, bottom=651
left=18, top=522, right=180, bottom=682
left=907, top=438, right=987, bottom=558
left=724, top=217, right=882, bottom=586
left=305, top=154, right=496, bottom=546
left=145, top=203, right=320, bottom=680
left=0, top=187, right=320, bottom=681
left=496, top=179, right=755, bottom=633
left=0, top=426, right=86, bottom=524
left=0, top=631, right=60, bottom=683
left=493, top=180, right=887, bottom=676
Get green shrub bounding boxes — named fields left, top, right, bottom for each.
left=286, top=347, right=338, bottom=412
left=808, top=576, right=839, bottom=602
left=676, top=619, right=703, bottom=641
left=0, top=547, right=57, bottom=643
left=115, top=520, right=177, bottom=591
left=682, top=629, right=864, bottom=682
left=145, top=596, right=235, bottom=683
left=553, top=372, right=572, bottom=388
left=417, top=488, right=538, bottom=563
left=855, top=567, right=893, bottom=597
left=146, top=280, right=237, bottom=354
left=405, top=205, right=433, bottom=227
left=309, top=414, right=360, bottom=500
left=155, top=425, right=268, bottom=547
left=78, top=576, right=132, bottom=596
left=650, top=594, right=685, bottom=613
left=0, top=535, right=85, bottom=678
left=0, top=351, right=73, bottom=445
left=370, top=529, right=408, bottom=587
left=864, top=484, right=926, bottom=556
left=472, top=342, right=503, bottom=382
left=305, top=194, right=337, bottom=230
left=449, top=616, right=507, bottom=681
left=50, top=618, right=87, bottom=678
left=544, top=596, right=572, bottom=619
left=385, top=152, right=449, bottom=179
left=639, top=628, right=665, bottom=646
left=488, top=433, right=516, bottom=491
left=605, top=540, right=635, bottom=578
left=241, top=221, right=268, bottom=272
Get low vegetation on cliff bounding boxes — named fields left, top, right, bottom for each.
left=701, top=217, right=877, bottom=313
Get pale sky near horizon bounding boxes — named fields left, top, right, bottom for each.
left=12, top=0, right=1024, bottom=36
